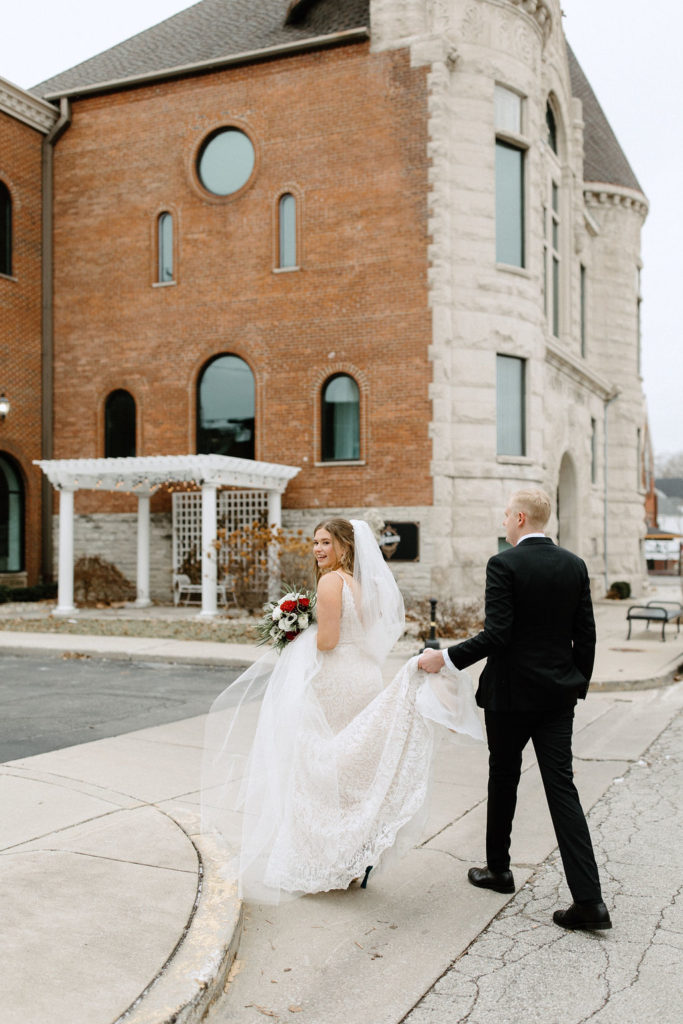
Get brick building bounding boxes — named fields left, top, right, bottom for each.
left=1, top=0, right=650, bottom=602
left=0, top=79, right=57, bottom=586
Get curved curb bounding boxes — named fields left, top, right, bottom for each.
left=115, top=832, right=243, bottom=1024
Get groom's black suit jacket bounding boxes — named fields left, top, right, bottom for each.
left=447, top=537, right=596, bottom=712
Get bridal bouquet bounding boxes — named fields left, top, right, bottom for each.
left=257, top=586, right=317, bottom=651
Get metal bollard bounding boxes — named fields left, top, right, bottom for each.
left=421, top=598, right=441, bottom=651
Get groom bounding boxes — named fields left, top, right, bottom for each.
left=418, top=488, right=611, bottom=930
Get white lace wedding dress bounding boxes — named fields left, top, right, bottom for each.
left=202, top=527, right=482, bottom=904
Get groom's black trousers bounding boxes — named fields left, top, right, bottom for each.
left=484, top=706, right=602, bottom=904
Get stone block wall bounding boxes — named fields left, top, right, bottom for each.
left=53, top=513, right=174, bottom=602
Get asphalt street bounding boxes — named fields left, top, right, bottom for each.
left=0, top=653, right=245, bottom=761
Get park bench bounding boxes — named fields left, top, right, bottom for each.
left=626, top=601, right=682, bottom=642
left=172, top=573, right=238, bottom=608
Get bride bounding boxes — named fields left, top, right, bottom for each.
left=201, top=517, right=482, bottom=903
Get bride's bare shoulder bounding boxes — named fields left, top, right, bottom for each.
left=316, top=571, right=344, bottom=596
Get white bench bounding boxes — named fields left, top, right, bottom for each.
left=172, top=573, right=237, bottom=608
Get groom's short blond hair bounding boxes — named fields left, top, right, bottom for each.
left=509, top=488, right=552, bottom=529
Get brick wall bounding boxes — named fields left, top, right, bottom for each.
left=0, top=111, right=44, bottom=583
left=51, top=42, right=433, bottom=520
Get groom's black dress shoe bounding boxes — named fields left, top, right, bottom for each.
left=553, top=901, right=612, bottom=930
left=467, top=866, right=515, bottom=894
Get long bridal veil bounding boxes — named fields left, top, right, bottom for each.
left=201, top=519, right=482, bottom=903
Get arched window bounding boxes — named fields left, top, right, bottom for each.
left=0, top=181, right=12, bottom=277
left=157, top=212, right=173, bottom=282
left=105, top=390, right=136, bottom=458
left=321, top=374, right=360, bottom=462
left=197, top=354, right=255, bottom=459
left=0, top=454, right=24, bottom=571
left=278, top=193, right=296, bottom=268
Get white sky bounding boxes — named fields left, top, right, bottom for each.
left=1, top=1, right=680, bottom=457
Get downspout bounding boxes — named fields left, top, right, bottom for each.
left=41, top=97, right=71, bottom=582
left=603, top=388, right=620, bottom=595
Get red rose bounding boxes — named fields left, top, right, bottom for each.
left=285, top=631, right=298, bottom=641
left=298, top=598, right=310, bottom=608
left=281, top=600, right=297, bottom=613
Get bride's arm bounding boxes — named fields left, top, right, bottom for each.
left=316, top=572, right=343, bottom=651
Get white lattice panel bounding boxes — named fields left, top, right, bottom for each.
left=172, top=489, right=269, bottom=582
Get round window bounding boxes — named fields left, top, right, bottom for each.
left=197, top=128, right=255, bottom=196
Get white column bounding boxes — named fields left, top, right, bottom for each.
left=54, top=487, right=77, bottom=616
left=267, top=489, right=282, bottom=602
left=200, top=483, right=218, bottom=618
left=134, top=492, right=152, bottom=607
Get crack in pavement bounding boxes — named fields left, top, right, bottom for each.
left=403, top=708, right=683, bottom=1024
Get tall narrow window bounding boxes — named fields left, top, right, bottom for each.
left=496, top=355, right=525, bottom=456
left=591, top=417, right=597, bottom=484
left=278, top=193, right=296, bottom=269
left=157, top=212, right=173, bottom=283
left=546, top=102, right=558, bottom=155
left=0, top=182, right=12, bottom=277
left=105, top=390, right=136, bottom=458
left=580, top=264, right=587, bottom=357
left=637, top=268, right=642, bottom=375
left=321, top=374, right=360, bottom=462
left=0, top=454, right=23, bottom=571
left=636, top=428, right=642, bottom=489
left=495, top=86, right=525, bottom=268
left=544, top=181, right=560, bottom=337
left=197, top=354, right=255, bottom=459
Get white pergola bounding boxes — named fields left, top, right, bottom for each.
left=35, top=454, right=300, bottom=617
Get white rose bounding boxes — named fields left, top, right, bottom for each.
left=298, top=613, right=309, bottom=630
left=272, top=607, right=282, bottom=620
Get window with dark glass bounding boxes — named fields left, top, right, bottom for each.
left=197, top=354, right=255, bottom=459
left=0, top=181, right=12, bottom=277
left=0, top=453, right=24, bottom=571
left=105, top=390, right=136, bottom=458
left=279, top=193, right=296, bottom=268
left=546, top=102, right=558, bottom=154
left=321, top=374, right=360, bottom=462
left=197, top=129, right=255, bottom=197
left=494, top=86, right=525, bottom=268
left=496, top=355, right=525, bottom=456
left=157, top=212, right=173, bottom=282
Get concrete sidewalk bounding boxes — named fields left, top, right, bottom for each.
left=1, top=582, right=682, bottom=1024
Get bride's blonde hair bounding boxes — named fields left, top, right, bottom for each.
left=313, top=518, right=355, bottom=581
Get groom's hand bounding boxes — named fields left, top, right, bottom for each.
left=418, top=648, right=445, bottom=673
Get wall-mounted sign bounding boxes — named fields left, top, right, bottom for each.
left=379, top=521, right=420, bottom=562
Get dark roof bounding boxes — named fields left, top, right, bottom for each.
left=656, top=478, right=683, bottom=499
left=31, top=0, right=369, bottom=98
left=31, top=1, right=642, bottom=199
left=567, top=43, right=643, bottom=194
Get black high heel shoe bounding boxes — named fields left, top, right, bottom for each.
left=360, top=865, right=373, bottom=889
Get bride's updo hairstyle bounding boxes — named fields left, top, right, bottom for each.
left=314, top=517, right=355, bottom=581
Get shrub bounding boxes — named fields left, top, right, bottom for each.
left=74, top=556, right=136, bottom=606
left=9, top=583, right=58, bottom=602
left=0, top=582, right=58, bottom=603
left=407, top=597, right=484, bottom=643
left=606, top=580, right=631, bottom=600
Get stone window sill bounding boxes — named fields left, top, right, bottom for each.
left=314, top=460, right=366, bottom=468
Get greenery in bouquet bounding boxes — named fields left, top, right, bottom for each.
left=257, top=585, right=317, bottom=651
